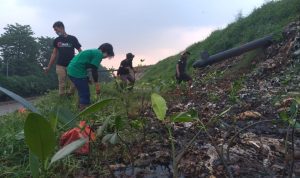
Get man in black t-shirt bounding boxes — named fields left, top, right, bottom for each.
left=176, top=51, right=192, bottom=86
left=45, top=21, right=82, bottom=96
left=117, top=53, right=135, bottom=89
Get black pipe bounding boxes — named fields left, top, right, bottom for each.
left=193, top=35, right=273, bottom=68
left=98, top=69, right=118, bottom=73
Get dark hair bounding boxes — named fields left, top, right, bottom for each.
left=126, top=53, right=135, bottom=59
left=53, top=21, right=65, bottom=29
left=183, top=51, right=191, bottom=55
left=98, top=43, right=114, bottom=57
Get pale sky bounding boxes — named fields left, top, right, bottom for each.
left=0, top=0, right=266, bottom=69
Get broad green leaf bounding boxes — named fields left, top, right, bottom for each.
left=102, top=133, right=120, bottom=144
left=49, top=113, right=58, bottom=132
left=56, top=107, right=77, bottom=128
left=102, top=134, right=113, bottom=143
left=188, top=109, right=198, bottom=118
left=29, top=151, right=40, bottom=178
left=279, top=112, right=289, bottom=122
left=110, top=133, right=120, bottom=144
left=24, top=113, right=56, bottom=162
left=171, top=110, right=199, bottom=123
left=295, top=97, right=300, bottom=104
left=130, top=119, right=144, bottom=129
left=151, top=93, right=167, bottom=121
left=0, top=86, right=39, bottom=113
left=50, top=138, right=87, bottom=165
left=96, top=117, right=110, bottom=137
left=290, top=100, right=298, bottom=118
left=77, top=99, right=115, bottom=118
left=115, top=116, right=125, bottom=131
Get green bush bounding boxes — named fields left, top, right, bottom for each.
left=0, top=73, right=57, bottom=100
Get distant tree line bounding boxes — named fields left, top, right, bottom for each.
left=0, top=23, right=112, bottom=101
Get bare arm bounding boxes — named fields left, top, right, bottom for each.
left=176, top=64, right=180, bottom=77
left=45, top=48, right=58, bottom=74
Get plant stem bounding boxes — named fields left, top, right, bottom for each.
left=175, top=128, right=202, bottom=165
left=167, top=125, right=178, bottom=178
left=282, top=124, right=291, bottom=177
left=199, top=121, right=233, bottom=178
left=226, top=119, right=274, bottom=161
left=117, top=134, right=135, bottom=175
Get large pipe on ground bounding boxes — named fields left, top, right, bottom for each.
left=98, top=69, right=118, bottom=73
left=193, top=35, right=273, bottom=68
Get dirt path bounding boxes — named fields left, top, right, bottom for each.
left=0, top=97, right=37, bottom=116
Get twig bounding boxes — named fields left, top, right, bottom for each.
left=175, top=129, right=203, bottom=165
left=87, top=120, right=96, bottom=174
left=117, top=133, right=135, bottom=175
left=226, top=119, right=274, bottom=161
left=167, top=126, right=178, bottom=178
left=105, top=163, right=117, bottom=178
left=282, top=124, right=291, bottom=178
left=288, top=121, right=296, bottom=178
left=199, top=121, right=234, bottom=178
left=104, top=149, right=117, bottom=178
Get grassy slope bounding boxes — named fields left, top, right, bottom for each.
left=141, top=0, right=300, bottom=82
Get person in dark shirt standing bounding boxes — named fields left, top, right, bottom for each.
left=45, top=21, right=82, bottom=96
left=117, top=53, right=135, bottom=89
left=176, top=51, right=192, bottom=91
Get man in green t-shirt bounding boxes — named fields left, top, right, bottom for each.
left=67, top=43, right=114, bottom=110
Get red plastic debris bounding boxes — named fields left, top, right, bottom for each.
left=59, top=121, right=96, bottom=155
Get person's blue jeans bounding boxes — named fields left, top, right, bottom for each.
left=69, top=76, right=90, bottom=105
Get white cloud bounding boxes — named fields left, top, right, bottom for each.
left=101, top=26, right=218, bottom=68
left=0, top=0, right=266, bottom=69
left=0, top=0, right=41, bottom=33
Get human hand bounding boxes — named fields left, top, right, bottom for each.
left=95, top=83, right=100, bottom=95
left=44, top=66, right=50, bottom=74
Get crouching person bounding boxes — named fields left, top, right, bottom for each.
left=67, top=43, right=114, bottom=110
left=175, top=51, right=193, bottom=95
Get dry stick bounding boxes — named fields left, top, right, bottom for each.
left=199, top=121, right=234, bottom=178
left=289, top=105, right=299, bottom=177
left=117, top=134, right=135, bottom=175
left=139, top=93, right=147, bottom=142
left=226, top=119, right=274, bottom=161
left=174, top=111, right=233, bottom=177
left=104, top=149, right=117, bottom=178
left=86, top=120, right=96, bottom=174
left=282, top=124, right=291, bottom=178
left=105, top=163, right=117, bottom=178
left=175, top=128, right=203, bottom=165
left=288, top=121, right=297, bottom=178
left=167, top=126, right=178, bottom=178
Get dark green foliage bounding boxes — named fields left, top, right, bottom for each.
left=0, top=24, right=58, bottom=100
left=0, top=23, right=39, bottom=76
left=0, top=74, right=57, bottom=100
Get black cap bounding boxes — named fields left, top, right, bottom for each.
left=99, top=43, right=114, bottom=57
left=126, top=53, right=135, bottom=59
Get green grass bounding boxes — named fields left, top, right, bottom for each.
left=0, top=81, right=160, bottom=177
left=1, top=0, right=300, bottom=176
left=0, top=113, right=30, bottom=177
left=141, top=0, right=300, bottom=82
